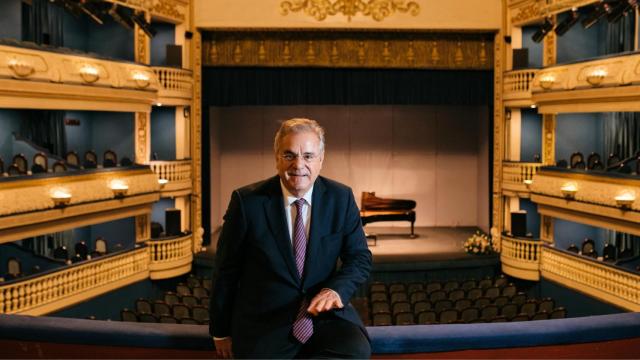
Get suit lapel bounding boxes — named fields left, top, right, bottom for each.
left=303, top=177, right=327, bottom=289
left=263, top=177, right=300, bottom=284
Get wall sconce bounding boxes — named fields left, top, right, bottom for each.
left=51, top=189, right=72, bottom=207
left=131, top=71, right=150, bottom=88
left=79, top=64, right=100, bottom=83
left=560, top=183, right=578, bottom=199
left=158, top=178, right=168, bottom=189
left=8, top=58, right=34, bottom=78
left=110, top=179, right=129, bottom=198
left=614, top=192, right=635, bottom=209
left=523, top=179, right=533, bottom=188
left=539, top=74, right=556, bottom=90
left=586, top=69, right=607, bottom=86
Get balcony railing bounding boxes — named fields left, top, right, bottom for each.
left=541, top=246, right=640, bottom=311
left=502, top=161, right=542, bottom=197
left=531, top=52, right=640, bottom=113
left=152, top=67, right=193, bottom=105
left=500, top=234, right=542, bottom=280
left=0, top=247, right=149, bottom=315
left=503, top=69, right=537, bottom=105
left=149, top=160, right=192, bottom=196
left=147, top=233, right=193, bottom=279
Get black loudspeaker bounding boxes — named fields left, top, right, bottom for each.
left=512, top=48, right=529, bottom=70
left=185, top=31, right=193, bottom=39
left=165, top=208, right=181, bottom=236
left=166, top=45, right=182, bottom=67
left=151, top=222, right=163, bottom=238
left=511, top=211, right=527, bottom=237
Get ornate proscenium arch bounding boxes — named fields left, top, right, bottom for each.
left=201, top=30, right=495, bottom=70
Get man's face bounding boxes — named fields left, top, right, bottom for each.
left=276, top=131, right=324, bottom=198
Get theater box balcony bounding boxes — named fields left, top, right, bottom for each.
left=152, top=67, right=193, bottom=106
left=149, top=159, right=192, bottom=197
left=503, top=69, right=538, bottom=107
left=502, top=161, right=543, bottom=198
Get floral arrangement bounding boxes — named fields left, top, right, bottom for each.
left=464, top=231, right=493, bottom=255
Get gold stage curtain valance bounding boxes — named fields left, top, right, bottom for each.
left=202, top=30, right=494, bottom=70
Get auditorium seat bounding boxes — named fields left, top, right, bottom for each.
left=570, top=152, right=584, bottom=169
left=103, top=150, right=118, bottom=168
left=120, top=309, right=138, bottom=322
left=454, top=298, right=472, bottom=311
left=485, top=286, right=501, bottom=299
left=416, top=310, right=437, bottom=324
left=429, top=290, right=447, bottom=302
left=510, top=292, right=527, bottom=306
left=65, top=151, right=80, bottom=167
left=202, top=278, right=213, bottom=292
left=371, top=292, right=387, bottom=303
left=52, top=161, right=67, bottom=172
left=389, top=283, right=406, bottom=294
left=474, top=297, right=491, bottom=309
left=192, top=286, right=209, bottom=300
left=448, top=289, right=465, bottom=302
left=135, top=299, right=153, bottom=314
left=182, top=295, right=199, bottom=307
left=439, top=309, right=459, bottom=324
left=460, top=307, right=479, bottom=323
left=370, top=282, right=386, bottom=293
left=538, top=298, right=555, bottom=313
left=373, top=313, right=392, bottom=326
left=153, top=301, right=171, bottom=316
left=32, top=152, right=47, bottom=173
left=176, top=283, right=191, bottom=296
left=407, top=282, right=424, bottom=294
left=520, top=300, right=538, bottom=317
left=480, top=304, right=499, bottom=321
left=410, top=291, right=427, bottom=304
left=12, top=154, right=28, bottom=174
left=490, top=315, right=508, bottom=322
left=493, top=275, right=508, bottom=288
left=510, top=313, right=530, bottom=322
left=425, top=281, right=442, bottom=293
left=466, top=287, right=483, bottom=300
left=494, top=295, right=509, bottom=308
left=461, top=279, right=477, bottom=290
left=83, top=150, right=98, bottom=169
left=392, top=301, right=411, bottom=316
left=394, top=312, right=414, bottom=325
left=372, top=301, right=390, bottom=314
left=186, top=274, right=201, bottom=288
left=443, top=280, right=459, bottom=292
left=164, top=292, right=181, bottom=306
left=550, top=307, right=567, bottom=319
left=413, top=301, right=431, bottom=314
left=172, top=304, right=190, bottom=320
left=179, top=317, right=198, bottom=325
left=531, top=311, right=549, bottom=321
left=433, top=299, right=453, bottom=312
left=500, top=303, right=519, bottom=319
left=159, top=315, right=178, bottom=323
left=478, top=277, right=493, bottom=289
left=138, top=313, right=158, bottom=323
left=501, top=284, right=517, bottom=297
left=192, top=305, right=210, bottom=324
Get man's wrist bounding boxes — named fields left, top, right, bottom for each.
left=213, top=336, right=230, bottom=341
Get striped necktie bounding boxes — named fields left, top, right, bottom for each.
left=292, top=198, right=313, bottom=344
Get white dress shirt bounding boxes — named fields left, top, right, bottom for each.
left=280, top=180, right=313, bottom=243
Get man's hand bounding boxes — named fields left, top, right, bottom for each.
left=213, top=337, right=233, bottom=359
left=307, top=288, right=344, bottom=316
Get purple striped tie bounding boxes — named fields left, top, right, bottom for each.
left=292, top=199, right=313, bottom=344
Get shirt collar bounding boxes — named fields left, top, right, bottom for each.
left=280, top=179, right=313, bottom=206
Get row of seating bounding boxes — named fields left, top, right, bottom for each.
left=373, top=306, right=567, bottom=326
left=121, top=307, right=208, bottom=325
left=0, top=150, right=132, bottom=177
left=52, top=238, right=109, bottom=263
left=369, top=275, right=511, bottom=296
left=567, top=238, right=634, bottom=263
left=555, top=151, right=640, bottom=174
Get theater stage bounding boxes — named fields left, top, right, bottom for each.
left=198, top=226, right=499, bottom=275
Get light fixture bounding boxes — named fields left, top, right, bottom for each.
left=523, top=179, right=533, bottom=188
left=109, top=4, right=135, bottom=30
left=561, top=183, right=578, bottom=199
left=530, top=104, right=537, bottom=109
left=586, top=68, right=607, bottom=86
left=607, top=0, right=636, bottom=23
left=615, top=191, right=635, bottom=208
left=51, top=189, right=72, bottom=207
left=539, top=73, right=556, bottom=90
left=132, top=11, right=157, bottom=37
left=7, top=58, right=34, bottom=77
left=131, top=71, right=150, bottom=88
left=532, top=18, right=554, bottom=43
left=158, top=178, right=168, bottom=189
left=79, top=64, right=99, bottom=83
left=110, top=180, right=129, bottom=198
left=582, top=1, right=611, bottom=29
left=555, top=8, right=580, bottom=36
left=155, top=102, right=163, bottom=107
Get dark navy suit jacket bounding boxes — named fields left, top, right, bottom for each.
left=210, top=175, right=372, bottom=357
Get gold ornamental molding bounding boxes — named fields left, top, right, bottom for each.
left=202, top=30, right=494, bottom=70
left=509, top=0, right=598, bottom=26
left=280, top=0, right=420, bottom=22
left=151, top=0, right=187, bottom=23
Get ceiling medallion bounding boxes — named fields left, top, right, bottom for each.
left=281, top=0, right=420, bottom=22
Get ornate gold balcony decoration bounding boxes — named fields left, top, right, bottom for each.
left=501, top=161, right=543, bottom=198
left=503, top=69, right=538, bottom=106
left=7, top=58, right=35, bottom=78
left=501, top=234, right=541, bottom=281
left=152, top=0, right=186, bottom=22
left=152, top=67, right=193, bottom=105
left=149, top=159, right=192, bottom=197
left=148, top=233, right=193, bottom=279
left=203, top=31, right=493, bottom=70
left=509, top=0, right=599, bottom=26
left=541, top=246, right=640, bottom=311
left=281, top=0, right=419, bottom=22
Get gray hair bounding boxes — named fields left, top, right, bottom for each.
left=273, top=118, right=325, bottom=154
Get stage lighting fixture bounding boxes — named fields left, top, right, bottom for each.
left=109, top=4, right=134, bottom=30
left=581, top=0, right=612, bottom=28
left=607, top=0, right=637, bottom=23
left=531, top=18, right=554, bottom=43
left=555, top=8, right=580, bottom=35
left=132, top=11, right=157, bottom=37
left=76, top=0, right=105, bottom=25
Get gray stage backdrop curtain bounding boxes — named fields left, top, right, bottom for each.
left=606, top=12, right=634, bottom=55
left=20, top=110, right=67, bottom=157
left=22, top=0, right=64, bottom=46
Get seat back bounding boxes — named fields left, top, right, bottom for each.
left=33, top=152, right=48, bottom=172
left=394, top=312, right=415, bottom=325
left=164, top=292, right=181, bottom=306
left=182, top=295, right=198, bottom=307
left=83, top=150, right=97, bottom=168
left=192, top=305, right=210, bottom=323
left=103, top=150, right=117, bottom=167
left=500, top=303, right=519, bottom=319
left=480, top=304, right=499, bottom=320
left=52, top=161, right=67, bottom=172
left=7, top=257, right=21, bottom=277
left=66, top=151, right=80, bottom=166
left=153, top=301, right=171, bottom=316
left=120, top=309, right=138, bottom=322
left=439, top=309, right=459, bottom=324
left=53, top=246, right=69, bottom=260
left=460, top=307, right=479, bottom=323
left=570, top=152, right=584, bottom=168
left=587, top=152, right=601, bottom=169
left=454, top=298, right=472, bottom=311
left=581, top=238, right=596, bottom=256
left=372, top=313, right=392, bottom=326
left=172, top=304, right=190, bottom=319
left=95, top=237, right=107, bottom=254
left=416, top=310, right=437, bottom=324
left=75, top=241, right=88, bottom=259
left=135, top=298, right=153, bottom=314
left=413, top=301, right=431, bottom=314
left=12, top=154, right=28, bottom=174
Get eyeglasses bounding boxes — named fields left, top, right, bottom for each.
left=279, top=152, right=320, bottom=162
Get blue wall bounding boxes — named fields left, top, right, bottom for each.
left=0, top=109, right=22, bottom=163
left=64, top=111, right=91, bottom=156
left=90, top=112, right=134, bottom=161
left=151, top=198, right=176, bottom=230
left=0, top=243, right=62, bottom=277
left=520, top=108, right=542, bottom=162
left=556, top=9, right=607, bottom=64
left=518, top=198, right=540, bottom=238
left=151, top=106, right=176, bottom=160
left=0, top=0, right=22, bottom=40
left=521, top=26, right=543, bottom=68
left=62, top=12, right=133, bottom=61
left=555, top=113, right=604, bottom=164
left=554, top=218, right=606, bottom=254
left=537, top=278, right=624, bottom=317
left=150, top=22, right=175, bottom=66
left=89, top=217, right=136, bottom=252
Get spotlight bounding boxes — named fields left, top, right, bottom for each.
left=581, top=0, right=612, bottom=29
left=132, top=11, right=157, bottom=37
left=76, top=0, right=105, bottom=25
left=607, top=0, right=637, bottom=23
left=532, top=18, right=554, bottom=43
left=108, top=4, right=134, bottom=30
left=555, top=8, right=580, bottom=35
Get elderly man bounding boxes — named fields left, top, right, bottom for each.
left=210, top=118, right=372, bottom=358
